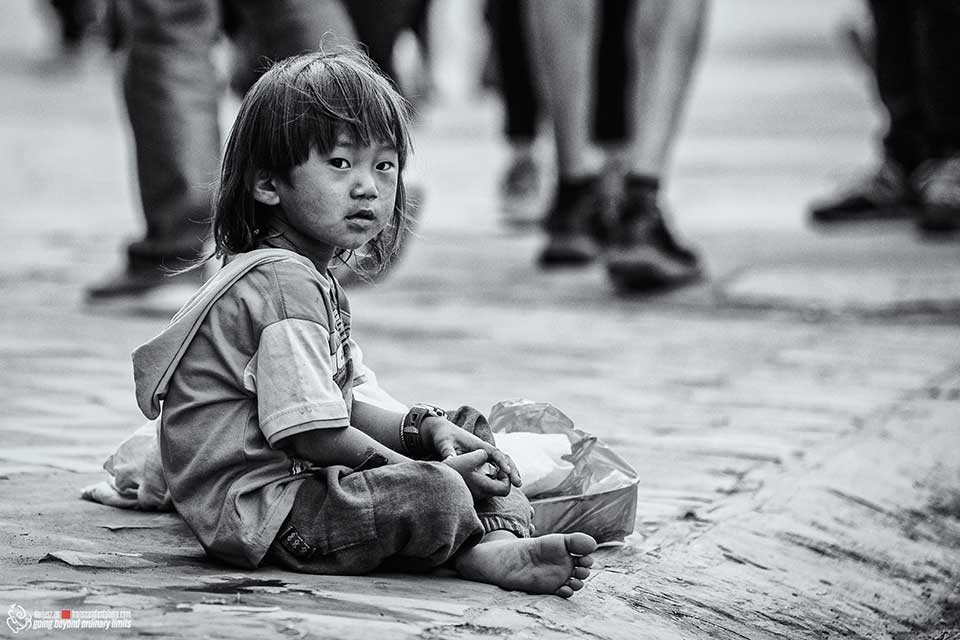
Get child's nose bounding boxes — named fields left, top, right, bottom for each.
left=351, top=171, right=378, bottom=199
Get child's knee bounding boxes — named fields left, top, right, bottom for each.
left=414, top=461, right=474, bottom=513
left=370, top=461, right=480, bottom=563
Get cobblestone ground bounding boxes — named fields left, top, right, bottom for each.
left=1, top=1, right=959, bottom=638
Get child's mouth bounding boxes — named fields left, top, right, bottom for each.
left=346, top=209, right=376, bottom=221
left=345, top=209, right=377, bottom=230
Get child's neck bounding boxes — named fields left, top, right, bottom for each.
left=260, top=217, right=333, bottom=272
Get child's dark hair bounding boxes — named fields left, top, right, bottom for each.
left=212, top=48, right=413, bottom=274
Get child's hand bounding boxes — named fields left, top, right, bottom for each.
left=421, top=418, right=522, bottom=489
left=442, top=449, right=512, bottom=499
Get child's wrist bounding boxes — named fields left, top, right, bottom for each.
left=399, top=404, right=446, bottom=458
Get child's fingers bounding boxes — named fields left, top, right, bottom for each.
left=458, top=449, right=489, bottom=466
left=437, top=442, right=458, bottom=460
left=470, top=472, right=511, bottom=497
left=485, top=446, right=522, bottom=487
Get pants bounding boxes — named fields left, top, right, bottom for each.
left=266, top=407, right=533, bottom=574
left=343, top=0, right=431, bottom=87
left=870, top=0, right=960, bottom=171
left=122, top=0, right=356, bottom=271
left=485, top=0, right=629, bottom=144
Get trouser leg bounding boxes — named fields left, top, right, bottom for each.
left=123, top=0, right=221, bottom=271
left=268, top=461, right=484, bottom=574
left=868, top=0, right=928, bottom=172
left=268, top=407, right=533, bottom=574
left=229, top=0, right=357, bottom=95
left=593, top=0, right=629, bottom=145
left=342, top=0, right=423, bottom=87
left=488, top=0, right=540, bottom=142
left=914, top=0, right=960, bottom=158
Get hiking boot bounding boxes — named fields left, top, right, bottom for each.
left=605, top=183, right=702, bottom=292
left=500, top=154, right=544, bottom=228
left=86, top=265, right=204, bottom=316
left=809, top=157, right=918, bottom=224
left=916, top=155, right=960, bottom=235
left=538, top=176, right=607, bottom=268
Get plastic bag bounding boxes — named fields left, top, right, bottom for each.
left=83, top=419, right=173, bottom=511
left=493, top=431, right=575, bottom=497
left=489, top=399, right=639, bottom=543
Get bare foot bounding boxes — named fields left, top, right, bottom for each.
left=454, top=532, right=597, bottom=598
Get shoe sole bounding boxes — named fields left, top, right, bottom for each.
left=917, top=205, right=960, bottom=236
left=606, top=253, right=703, bottom=293
left=538, top=244, right=599, bottom=268
left=809, top=204, right=917, bottom=226
left=608, top=266, right=702, bottom=293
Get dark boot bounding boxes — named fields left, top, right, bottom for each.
left=605, top=176, right=702, bottom=292
left=538, top=176, right=607, bottom=267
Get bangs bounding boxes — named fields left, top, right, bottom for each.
left=257, top=51, right=412, bottom=177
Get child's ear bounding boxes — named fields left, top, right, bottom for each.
left=252, top=171, right=281, bottom=206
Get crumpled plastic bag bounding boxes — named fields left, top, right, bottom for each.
left=81, top=419, right=172, bottom=511
left=493, top=431, right=575, bottom=498
left=489, top=399, right=639, bottom=543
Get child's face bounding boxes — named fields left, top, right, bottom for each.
left=270, top=135, right=399, bottom=258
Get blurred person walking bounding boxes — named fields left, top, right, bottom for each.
left=809, top=0, right=960, bottom=235
left=486, top=0, right=658, bottom=231
left=86, top=0, right=356, bottom=312
left=525, top=0, right=708, bottom=292
left=484, top=0, right=545, bottom=227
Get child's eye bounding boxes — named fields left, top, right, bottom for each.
left=328, top=158, right=351, bottom=169
left=376, top=161, right=395, bottom=171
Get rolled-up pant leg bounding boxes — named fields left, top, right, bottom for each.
left=268, top=461, right=483, bottom=574
left=268, top=406, right=533, bottom=574
left=447, top=405, right=535, bottom=539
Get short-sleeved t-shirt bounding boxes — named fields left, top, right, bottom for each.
left=160, top=256, right=374, bottom=568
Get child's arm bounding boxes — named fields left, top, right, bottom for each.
left=351, top=399, right=521, bottom=487
left=350, top=401, right=522, bottom=497
left=282, top=421, right=412, bottom=468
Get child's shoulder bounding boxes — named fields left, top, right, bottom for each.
left=230, top=253, right=338, bottom=322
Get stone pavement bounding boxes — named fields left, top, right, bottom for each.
left=1, top=1, right=960, bottom=638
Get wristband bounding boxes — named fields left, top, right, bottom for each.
left=400, top=404, right=446, bottom=458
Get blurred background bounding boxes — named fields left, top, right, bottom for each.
left=2, top=0, right=960, bottom=484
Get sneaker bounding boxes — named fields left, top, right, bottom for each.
left=605, top=184, right=702, bottom=292
left=809, top=157, right=918, bottom=224
left=85, top=265, right=204, bottom=316
left=500, top=154, right=543, bottom=228
left=916, top=155, right=960, bottom=235
left=538, top=176, right=607, bottom=268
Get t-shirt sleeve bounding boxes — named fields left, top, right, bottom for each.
left=253, top=318, right=350, bottom=446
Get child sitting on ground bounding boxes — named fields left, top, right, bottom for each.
left=131, top=48, right=596, bottom=597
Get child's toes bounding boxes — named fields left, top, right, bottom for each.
left=564, top=532, right=598, bottom=556
left=572, top=566, right=591, bottom=580
left=566, top=577, right=584, bottom=591
left=555, top=585, right=574, bottom=598
left=574, top=555, right=594, bottom=568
